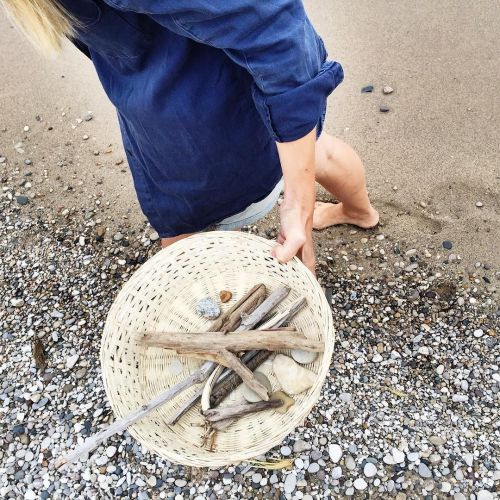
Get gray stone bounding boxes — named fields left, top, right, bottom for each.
left=418, top=463, right=433, bottom=478
left=195, top=297, right=221, bottom=320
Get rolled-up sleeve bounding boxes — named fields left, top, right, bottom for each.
left=105, top=0, right=344, bottom=142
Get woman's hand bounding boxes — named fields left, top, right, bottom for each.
left=272, top=129, right=317, bottom=274
left=273, top=201, right=315, bottom=274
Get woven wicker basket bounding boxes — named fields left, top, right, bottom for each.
left=101, top=232, right=334, bottom=466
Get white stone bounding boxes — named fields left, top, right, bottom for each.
left=95, top=456, right=108, bottom=466
left=436, top=365, right=445, bottom=375
left=284, top=474, right=297, bottom=494
left=273, top=354, right=316, bottom=395
left=473, top=328, right=484, bottom=338
left=452, top=394, right=468, bottom=403
left=40, top=437, right=51, bottom=449
left=372, top=353, right=383, bottom=363
left=66, top=354, right=79, bottom=369
left=331, top=466, right=343, bottom=479
left=463, top=453, right=474, bottom=467
left=353, top=478, right=367, bottom=491
left=392, top=448, right=405, bottom=463
left=290, top=349, right=318, bottom=365
left=106, top=446, right=117, bottom=458
left=476, top=491, right=494, bottom=500
left=328, top=444, right=342, bottom=463
left=407, top=452, right=420, bottom=462
left=24, top=490, right=37, bottom=500
left=364, top=462, right=377, bottom=477
left=242, top=372, right=272, bottom=402
left=453, top=494, right=466, bottom=500
left=440, top=482, right=451, bottom=493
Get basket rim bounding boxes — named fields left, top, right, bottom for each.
left=100, top=232, right=334, bottom=466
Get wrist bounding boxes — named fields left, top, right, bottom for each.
left=280, top=196, right=314, bottom=225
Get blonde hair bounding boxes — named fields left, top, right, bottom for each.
left=1, top=0, right=76, bottom=55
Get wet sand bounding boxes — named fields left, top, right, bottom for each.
left=0, top=0, right=499, bottom=267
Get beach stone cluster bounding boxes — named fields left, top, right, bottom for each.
left=0, top=150, right=498, bottom=497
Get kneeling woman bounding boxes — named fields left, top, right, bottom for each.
left=3, top=0, right=378, bottom=273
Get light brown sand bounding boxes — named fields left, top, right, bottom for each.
left=1, top=0, right=498, bottom=267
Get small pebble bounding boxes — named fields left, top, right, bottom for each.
left=284, top=474, right=297, bottom=494
left=307, top=462, right=320, bottom=474
left=379, top=105, right=390, bottom=113
left=418, top=463, right=433, bottom=478
left=331, top=466, right=343, bottom=479
left=364, top=462, right=377, bottom=477
left=328, top=444, right=342, bottom=463
left=353, top=478, right=367, bottom=490
left=280, top=446, right=292, bottom=457
left=442, top=240, right=453, bottom=250
left=195, top=297, right=221, bottom=320
left=219, top=290, right=232, bottom=303
left=383, top=85, right=394, bottom=94
left=361, top=85, right=374, bottom=93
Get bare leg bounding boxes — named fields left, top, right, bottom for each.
left=313, top=133, right=379, bottom=230
left=161, top=233, right=193, bottom=248
left=161, top=229, right=241, bottom=248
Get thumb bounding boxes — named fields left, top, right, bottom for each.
left=272, top=234, right=306, bottom=263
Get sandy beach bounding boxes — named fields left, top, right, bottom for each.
left=0, top=1, right=498, bottom=499
left=1, top=0, right=498, bottom=267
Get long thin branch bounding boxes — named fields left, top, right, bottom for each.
left=140, top=329, right=323, bottom=353
left=204, top=399, right=283, bottom=423
left=55, top=363, right=213, bottom=470
left=56, top=283, right=267, bottom=469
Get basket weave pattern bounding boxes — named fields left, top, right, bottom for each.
left=101, top=232, right=334, bottom=466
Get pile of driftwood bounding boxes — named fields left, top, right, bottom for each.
left=56, top=284, right=322, bottom=469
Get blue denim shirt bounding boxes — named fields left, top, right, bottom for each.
left=60, top=0, right=344, bottom=236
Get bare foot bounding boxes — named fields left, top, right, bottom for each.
left=313, top=202, right=379, bottom=230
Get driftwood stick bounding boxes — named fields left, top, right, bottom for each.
left=211, top=284, right=266, bottom=333
left=259, top=297, right=308, bottom=330
left=56, top=284, right=267, bottom=468
left=210, top=295, right=307, bottom=414
left=209, top=350, right=272, bottom=407
left=167, top=286, right=291, bottom=424
left=239, top=286, right=290, bottom=329
left=141, top=329, right=322, bottom=353
left=55, top=362, right=214, bottom=470
left=216, top=350, right=269, bottom=401
left=171, top=350, right=258, bottom=423
left=204, top=399, right=283, bottom=423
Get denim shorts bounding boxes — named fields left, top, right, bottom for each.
left=214, top=178, right=284, bottom=231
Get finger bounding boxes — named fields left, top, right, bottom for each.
left=297, top=234, right=316, bottom=275
left=272, top=233, right=306, bottom=263
left=277, top=230, right=285, bottom=245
